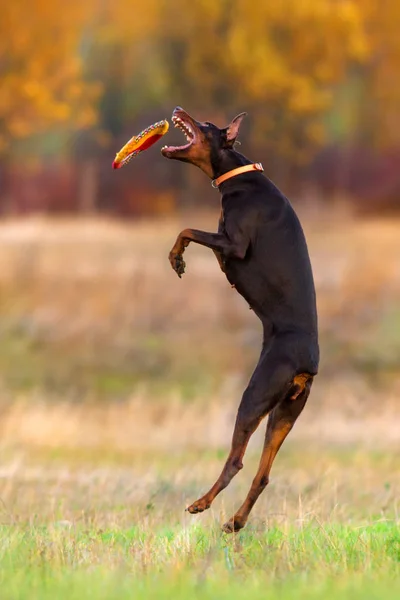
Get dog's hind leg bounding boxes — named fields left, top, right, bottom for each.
left=186, top=403, right=263, bottom=514
left=186, top=344, right=297, bottom=515
left=222, top=374, right=313, bottom=533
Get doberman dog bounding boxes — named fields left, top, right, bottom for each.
left=161, top=107, right=319, bottom=533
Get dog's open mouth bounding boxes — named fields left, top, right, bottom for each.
left=161, top=110, right=195, bottom=156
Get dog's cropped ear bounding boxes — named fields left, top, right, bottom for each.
left=222, top=112, right=247, bottom=148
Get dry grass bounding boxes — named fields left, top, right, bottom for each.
left=0, top=211, right=398, bottom=483
left=0, top=390, right=399, bottom=456
left=0, top=443, right=398, bottom=528
left=0, top=210, right=399, bottom=404
left=0, top=212, right=399, bottom=597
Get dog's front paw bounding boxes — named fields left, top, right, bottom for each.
left=169, top=251, right=186, bottom=278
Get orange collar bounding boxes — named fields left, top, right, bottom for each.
left=212, top=163, right=264, bottom=189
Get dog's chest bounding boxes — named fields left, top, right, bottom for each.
left=218, top=207, right=225, bottom=233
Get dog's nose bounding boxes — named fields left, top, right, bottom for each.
left=173, top=106, right=183, bottom=114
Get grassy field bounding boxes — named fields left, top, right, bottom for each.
left=0, top=446, right=398, bottom=599
left=0, top=212, right=399, bottom=598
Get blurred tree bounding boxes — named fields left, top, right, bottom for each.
left=0, top=1, right=101, bottom=154
left=152, top=0, right=367, bottom=168
left=353, top=0, right=400, bottom=148
left=2, top=0, right=399, bottom=214
left=0, top=0, right=370, bottom=164
left=72, top=0, right=164, bottom=212
left=78, top=0, right=367, bottom=202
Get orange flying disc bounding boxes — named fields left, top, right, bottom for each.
left=112, top=119, right=169, bottom=169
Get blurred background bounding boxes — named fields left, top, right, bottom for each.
left=2, top=0, right=400, bottom=216
left=0, top=0, right=399, bottom=460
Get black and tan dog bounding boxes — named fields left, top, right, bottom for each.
left=161, top=107, right=319, bottom=533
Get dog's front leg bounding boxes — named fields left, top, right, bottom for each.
left=169, top=228, right=248, bottom=277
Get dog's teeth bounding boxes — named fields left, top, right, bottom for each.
left=172, top=117, right=193, bottom=141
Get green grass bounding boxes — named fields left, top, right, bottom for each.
left=0, top=522, right=398, bottom=600
left=0, top=445, right=398, bottom=600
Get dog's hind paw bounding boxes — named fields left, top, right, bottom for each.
left=186, top=498, right=211, bottom=514
left=222, top=516, right=246, bottom=534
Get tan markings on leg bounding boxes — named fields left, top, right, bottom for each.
left=222, top=422, right=291, bottom=533
left=186, top=415, right=263, bottom=514
left=291, top=373, right=312, bottom=400
left=222, top=377, right=313, bottom=533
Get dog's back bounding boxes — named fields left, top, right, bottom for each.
left=220, top=173, right=319, bottom=373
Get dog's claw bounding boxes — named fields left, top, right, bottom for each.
left=186, top=498, right=210, bottom=514
left=222, top=517, right=245, bottom=534
left=169, top=252, right=186, bottom=277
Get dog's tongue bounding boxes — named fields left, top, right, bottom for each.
left=161, top=141, right=192, bottom=155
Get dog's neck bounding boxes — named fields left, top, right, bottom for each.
left=212, top=150, right=252, bottom=180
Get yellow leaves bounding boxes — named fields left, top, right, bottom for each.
left=2, top=0, right=397, bottom=162
left=0, top=0, right=99, bottom=152
left=22, top=81, right=42, bottom=100
left=52, top=104, right=71, bottom=123
left=185, top=0, right=367, bottom=160
left=339, top=0, right=400, bottom=148
left=287, top=79, right=331, bottom=116
left=65, top=83, right=84, bottom=101
left=8, top=119, right=31, bottom=139
left=76, top=106, right=98, bottom=130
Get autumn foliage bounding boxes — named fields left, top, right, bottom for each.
left=1, top=0, right=399, bottom=214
